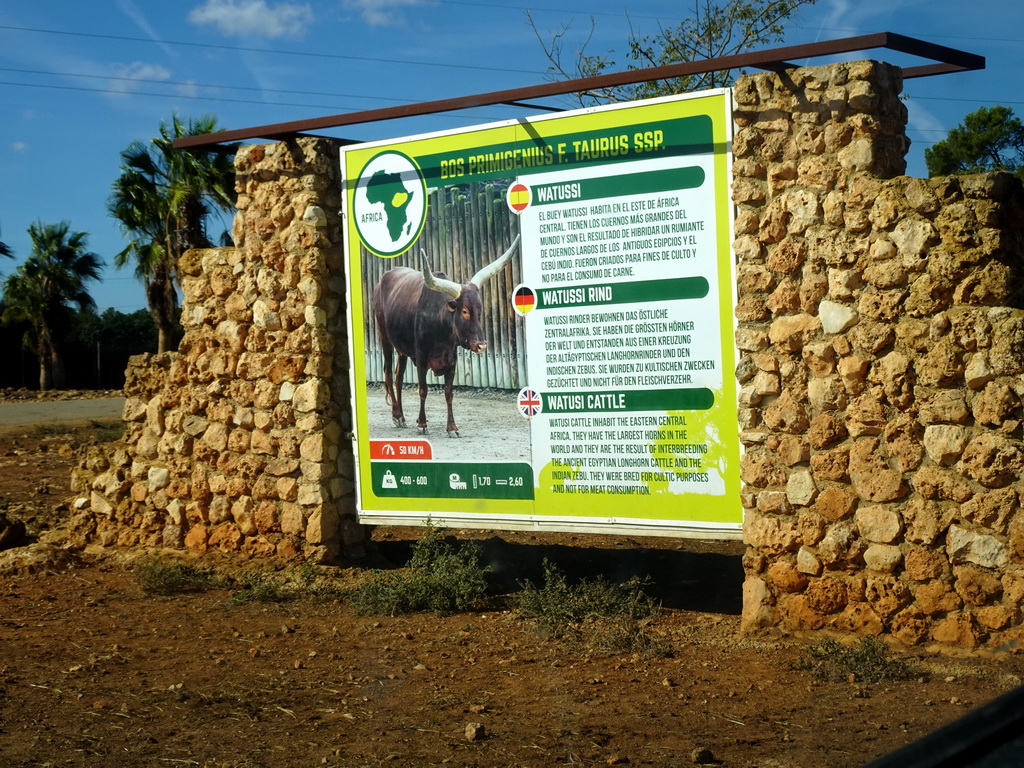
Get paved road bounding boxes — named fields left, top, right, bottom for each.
left=0, top=397, right=126, bottom=428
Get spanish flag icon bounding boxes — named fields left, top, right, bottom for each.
left=507, top=182, right=531, bottom=214
left=513, top=284, right=536, bottom=315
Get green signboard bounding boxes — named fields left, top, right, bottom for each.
left=341, top=90, right=741, bottom=538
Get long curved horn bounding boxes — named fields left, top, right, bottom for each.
left=420, top=248, right=462, bottom=299
left=470, top=233, right=521, bottom=287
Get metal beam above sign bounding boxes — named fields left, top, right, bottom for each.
left=173, top=32, right=984, bottom=151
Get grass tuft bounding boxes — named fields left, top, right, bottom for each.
left=134, top=556, right=218, bottom=595
left=346, top=526, right=490, bottom=616
left=32, top=423, right=71, bottom=437
left=90, top=420, right=125, bottom=443
left=229, top=562, right=346, bottom=605
left=799, top=635, right=919, bottom=683
left=516, top=560, right=667, bottom=655
left=229, top=572, right=291, bottom=605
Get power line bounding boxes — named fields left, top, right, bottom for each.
left=0, top=79, right=375, bottom=112
left=425, top=0, right=669, bottom=21
left=0, top=23, right=548, bottom=76
left=2, top=18, right=1017, bottom=140
left=5, top=60, right=1018, bottom=111
left=3, top=19, right=1015, bottom=82
left=911, top=95, right=1024, bottom=107
left=356, top=0, right=1024, bottom=42
left=0, top=65, right=426, bottom=106
left=5, top=73, right=1016, bottom=131
left=789, top=23, right=1024, bottom=46
left=0, top=80, right=512, bottom=122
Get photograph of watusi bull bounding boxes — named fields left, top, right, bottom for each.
left=372, top=233, right=521, bottom=438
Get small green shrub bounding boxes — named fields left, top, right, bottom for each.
left=91, top=421, right=125, bottom=443
left=347, top=527, right=489, bottom=616
left=799, top=635, right=919, bottom=683
left=134, top=557, right=217, bottom=595
left=292, top=561, right=322, bottom=590
left=228, top=562, right=346, bottom=605
left=517, top=560, right=665, bottom=654
left=287, top=561, right=346, bottom=599
left=229, top=572, right=291, bottom=605
left=32, top=423, right=71, bottom=437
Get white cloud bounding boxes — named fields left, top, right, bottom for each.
left=115, top=0, right=176, bottom=58
left=104, top=62, right=197, bottom=99
left=817, top=0, right=929, bottom=34
left=175, top=81, right=201, bottom=99
left=107, top=62, right=172, bottom=95
left=342, top=0, right=432, bottom=27
left=818, top=0, right=854, bottom=33
left=188, top=0, right=314, bottom=39
left=11, top=142, right=28, bottom=152
left=904, top=96, right=949, bottom=144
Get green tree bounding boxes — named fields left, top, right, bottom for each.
left=108, top=114, right=236, bottom=353
left=96, top=307, right=160, bottom=355
left=1, top=221, right=102, bottom=390
left=925, top=105, right=1024, bottom=183
left=0, top=225, right=12, bottom=260
left=66, top=307, right=159, bottom=389
left=530, top=0, right=817, bottom=105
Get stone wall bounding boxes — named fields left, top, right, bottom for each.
left=70, top=62, right=1024, bottom=648
left=733, top=61, right=1024, bottom=647
left=73, top=138, right=365, bottom=562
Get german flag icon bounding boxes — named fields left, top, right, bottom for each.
left=513, top=284, right=536, bottom=315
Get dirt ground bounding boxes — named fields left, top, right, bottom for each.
left=2, top=403, right=1024, bottom=768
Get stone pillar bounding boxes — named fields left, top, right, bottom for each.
left=78, top=138, right=366, bottom=562
left=733, top=60, right=1024, bottom=648
left=220, top=137, right=363, bottom=561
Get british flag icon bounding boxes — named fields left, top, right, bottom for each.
left=517, top=388, right=542, bottom=418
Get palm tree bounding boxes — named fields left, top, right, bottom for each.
left=1, top=221, right=102, bottom=390
left=0, top=226, right=12, bottom=260
left=108, top=114, right=236, bottom=353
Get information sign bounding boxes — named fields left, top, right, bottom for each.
left=341, top=90, right=742, bottom=537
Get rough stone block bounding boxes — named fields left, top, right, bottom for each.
left=740, top=577, right=777, bottom=631
left=742, top=512, right=802, bottom=555
left=796, top=546, right=823, bottom=576
left=768, top=314, right=821, bottom=353
left=959, top=433, right=1024, bottom=488
left=184, top=524, right=209, bottom=553
left=819, top=300, right=858, bottom=334
left=865, top=577, right=911, bottom=620
left=863, top=543, right=902, bottom=572
left=890, top=608, right=929, bottom=645
left=786, top=469, right=818, bottom=507
left=947, top=524, right=1009, bottom=570
left=930, top=612, right=983, bottom=648
left=855, top=505, right=902, bottom=543
left=953, top=565, right=1003, bottom=606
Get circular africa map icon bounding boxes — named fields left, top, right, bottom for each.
left=352, top=150, right=427, bottom=257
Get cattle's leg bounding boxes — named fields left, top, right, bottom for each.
left=393, top=355, right=408, bottom=427
left=416, top=365, right=429, bottom=434
left=381, top=342, right=406, bottom=427
left=443, top=369, right=459, bottom=438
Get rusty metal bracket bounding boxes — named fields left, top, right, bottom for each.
left=173, top=32, right=983, bottom=151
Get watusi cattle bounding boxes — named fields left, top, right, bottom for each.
left=372, top=234, right=521, bottom=437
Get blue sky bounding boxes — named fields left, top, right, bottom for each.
left=1, top=0, right=1021, bottom=314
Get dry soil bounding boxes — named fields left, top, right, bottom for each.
left=1, top=401, right=1022, bottom=768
